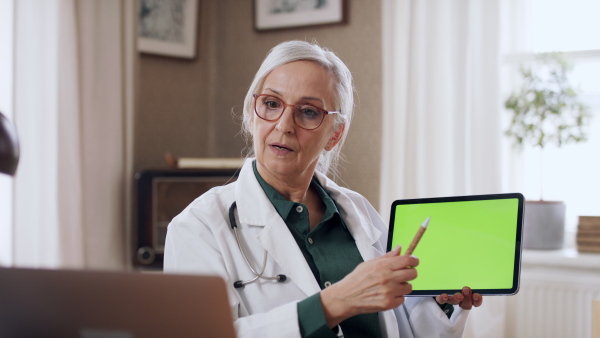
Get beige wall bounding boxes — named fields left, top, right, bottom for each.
left=135, top=0, right=383, bottom=206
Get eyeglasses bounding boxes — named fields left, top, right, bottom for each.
left=253, top=94, right=339, bottom=130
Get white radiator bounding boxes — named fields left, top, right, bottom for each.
left=505, top=252, right=600, bottom=338
left=464, top=250, right=600, bottom=338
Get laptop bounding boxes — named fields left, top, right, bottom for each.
left=0, top=267, right=236, bottom=338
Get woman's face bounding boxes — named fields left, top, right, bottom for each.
left=252, top=60, right=344, bottom=182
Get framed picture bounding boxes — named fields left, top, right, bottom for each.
left=255, top=0, right=344, bottom=31
left=138, top=0, right=199, bottom=59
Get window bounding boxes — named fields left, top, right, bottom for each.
left=508, top=0, right=600, bottom=238
left=529, top=0, right=600, bottom=53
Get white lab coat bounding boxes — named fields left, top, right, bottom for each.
left=164, top=158, right=469, bottom=338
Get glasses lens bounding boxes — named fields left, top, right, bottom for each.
left=255, top=95, right=284, bottom=121
left=254, top=95, right=327, bottom=130
left=294, top=105, right=325, bottom=130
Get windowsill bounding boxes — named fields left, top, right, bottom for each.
left=522, top=248, right=600, bottom=272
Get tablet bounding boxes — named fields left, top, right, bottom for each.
left=386, top=193, right=524, bottom=296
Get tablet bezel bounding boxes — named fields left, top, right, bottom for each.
left=386, top=193, right=524, bottom=296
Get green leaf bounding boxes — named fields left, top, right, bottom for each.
left=504, top=52, right=593, bottom=149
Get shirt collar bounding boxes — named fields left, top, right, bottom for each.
left=311, top=176, right=338, bottom=225
left=252, top=160, right=339, bottom=223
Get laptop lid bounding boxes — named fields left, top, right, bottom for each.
left=386, top=193, right=524, bottom=296
left=0, top=268, right=236, bottom=338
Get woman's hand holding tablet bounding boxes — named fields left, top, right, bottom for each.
left=435, top=286, right=484, bottom=310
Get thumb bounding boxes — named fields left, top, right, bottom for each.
left=387, top=245, right=402, bottom=256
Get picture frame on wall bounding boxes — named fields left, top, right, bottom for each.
left=254, top=0, right=344, bottom=31
left=138, top=0, right=198, bottom=59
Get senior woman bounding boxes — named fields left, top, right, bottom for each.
left=164, top=40, right=482, bottom=338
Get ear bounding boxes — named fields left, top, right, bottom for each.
left=325, top=124, right=345, bottom=151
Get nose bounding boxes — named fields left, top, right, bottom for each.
left=275, top=105, right=296, bottom=133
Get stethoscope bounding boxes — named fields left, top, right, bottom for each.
left=228, top=202, right=288, bottom=288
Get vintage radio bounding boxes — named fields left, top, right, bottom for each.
left=134, top=168, right=239, bottom=269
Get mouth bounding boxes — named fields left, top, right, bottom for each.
left=270, top=143, right=293, bottom=152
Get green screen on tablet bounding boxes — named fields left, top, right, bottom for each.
left=386, top=193, right=524, bottom=296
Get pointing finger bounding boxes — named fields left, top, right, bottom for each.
left=386, top=245, right=402, bottom=256
left=388, top=255, right=419, bottom=271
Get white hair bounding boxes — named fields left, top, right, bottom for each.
left=241, top=40, right=354, bottom=176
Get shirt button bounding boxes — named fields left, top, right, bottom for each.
left=324, top=281, right=332, bottom=288
left=296, top=205, right=303, bottom=213
left=307, top=237, right=313, bottom=244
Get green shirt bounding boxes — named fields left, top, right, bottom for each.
left=253, top=162, right=383, bottom=338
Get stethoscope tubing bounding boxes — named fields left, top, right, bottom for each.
left=229, top=202, right=287, bottom=288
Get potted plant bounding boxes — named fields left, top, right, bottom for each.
left=505, top=52, right=591, bottom=250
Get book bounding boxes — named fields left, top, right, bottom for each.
left=165, top=153, right=245, bottom=169
left=577, top=229, right=600, bottom=237
left=577, top=245, right=600, bottom=253
left=578, top=223, right=600, bottom=232
left=576, top=237, right=600, bottom=245
left=178, top=157, right=245, bottom=169
left=576, top=216, right=600, bottom=253
left=578, top=216, right=600, bottom=226
left=577, top=215, right=600, bottom=233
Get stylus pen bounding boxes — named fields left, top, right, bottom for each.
left=404, top=216, right=430, bottom=256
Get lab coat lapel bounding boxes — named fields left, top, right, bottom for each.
left=314, top=171, right=384, bottom=261
left=314, top=173, right=401, bottom=337
left=342, top=203, right=383, bottom=261
left=235, top=159, right=322, bottom=297
left=235, top=159, right=276, bottom=227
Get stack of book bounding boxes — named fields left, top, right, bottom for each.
left=577, top=216, right=600, bottom=253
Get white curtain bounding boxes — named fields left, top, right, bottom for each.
left=0, top=0, right=15, bottom=265
left=380, top=0, right=504, bottom=207
left=12, top=0, right=133, bottom=270
left=381, top=0, right=511, bottom=337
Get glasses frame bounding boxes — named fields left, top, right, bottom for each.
left=252, top=94, right=339, bottom=130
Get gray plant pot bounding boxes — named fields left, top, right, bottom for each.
left=522, top=201, right=566, bottom=250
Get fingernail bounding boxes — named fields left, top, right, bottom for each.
left=473, top=294, right=479, bottom=301
left=463, top=287, right=470, bottom=295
